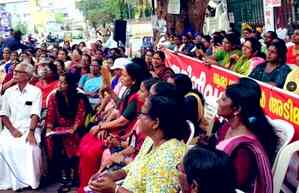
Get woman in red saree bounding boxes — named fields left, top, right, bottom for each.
left=46, top=73, right=91, bottom=191
left=215, top=80, right=279, bottom=193
left=78, top=62, right=146, bottom=193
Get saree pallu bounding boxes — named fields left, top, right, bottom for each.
left=217, top=135, right=273, bottom=193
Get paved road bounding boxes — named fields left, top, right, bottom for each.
left=0, top=184, right=77, bottom=193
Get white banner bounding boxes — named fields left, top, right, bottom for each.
left=263, top=0, right=275, bottom=31
left=167, top=0, right=180, bottom=14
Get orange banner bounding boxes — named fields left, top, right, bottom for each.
left=164, top=49, right=299, bottom=138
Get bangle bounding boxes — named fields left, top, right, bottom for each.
left=115, top=184, right=120, bottom=193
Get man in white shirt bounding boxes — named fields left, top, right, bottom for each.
left=0, top=62, right=42, bottom=191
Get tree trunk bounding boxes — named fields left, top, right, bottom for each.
left=156, top=0, right=208, bottom=34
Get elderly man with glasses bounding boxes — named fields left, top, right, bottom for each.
left=0, top=62, right=42, bottom=191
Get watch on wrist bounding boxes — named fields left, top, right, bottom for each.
left=30, top=128, right=35, bottom=133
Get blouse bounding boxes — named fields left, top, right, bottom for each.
left=249, top=63, right=291, bottom=88
left=122, top=137, right=187, bottom=193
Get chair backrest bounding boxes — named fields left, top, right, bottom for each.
left=235, top=189, right=245, bottom=193
left=269, top=118, right=295, bottom=173
left=186, top=120, right=195, bottom=145
left=273, top=141, right=299, bottom=193
left=204, top=95, right=219, bottom=135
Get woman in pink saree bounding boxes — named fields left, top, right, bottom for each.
left=215, top=79, right=279, bottom=193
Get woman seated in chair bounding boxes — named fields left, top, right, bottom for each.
left=78, top=62, right=146, bottom=193
left=45, top=73, right=92, bottom=191
left=87, top=96, right=187, bottom=193
left=168, top=73, right=208, bottom=137
left=98, top=78, right=159, bottom=173
left=215, top=80, right=279, bottom=193
left=78, top=59, right=103, bottom=108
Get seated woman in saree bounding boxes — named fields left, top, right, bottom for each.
left=99, top=78, right=159, bottom=173
left=78, top=62, right=145, bottom=193
left=78, top=59, right=103, bottom=108
left=87, top=96, right=187, bottom=193
left=249, top=38, right=291, bottom=88
left=232, top=37, right=265, bottom=76
left=206, top=32, right=241, bottom=69
left=215, top=81, right=279, bottom=193
left=45, top=73, right=92, bottom=190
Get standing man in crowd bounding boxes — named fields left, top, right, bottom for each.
left=0, top=62, right=42, bottom=191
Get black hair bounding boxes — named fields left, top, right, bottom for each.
left=72, top=48, right=83, bottom=56
left=147, top=96, right=185, bottom=140
left=142, top=78, right=160, bottom=91
left=56, top=73, right=92, bottom=118
left=131, top=57, right=152, bottom=79
left=79, top=41, right=86, bottom=47
left=153, top=50, right=166, bottom=62
left=58, top=48, right=70, bottom=60
left=238, top=77, right=261, bottom=104
left=183, top=145, right=236, bottom=193
left=92, top=59, right=103, bottom=67
left=212, top=34, right=224, bottom=47
left=175, top=35, right=182, bottom=41
left=121, top=63, right=145, bottom=109
left=151, top=81, right=177, bottom=98
left=224, top=32, right=241, bottom=49
left=225, top=84, right=279, bottom=164
left=56, top=73, right=81, bottom=118
left=174, top=73, right=192, bottom=97
left=269, top=38, right=287, bottom=65
left=266, top=31, right=278, bottom=40
left=244, top=37, right=263, bottom=58
left=202, top=35, right=211, bottom=43
left=46, top=62, right=59, bottom=80
left=71, top=44, right=79, bottom=51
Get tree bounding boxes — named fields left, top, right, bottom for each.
left=76, top=0, right=137, bottom=28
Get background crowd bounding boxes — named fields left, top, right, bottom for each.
left=0, top=27, right=297, bottom=193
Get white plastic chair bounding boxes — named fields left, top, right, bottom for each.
left=273, top=141, right=299, bottom=193
left=204, top=95, right=219, bottom=135
left=268, top=118, right=295, bottom=173
left=235, top=189, right=245, bottom=193
left=186, top=120, right=195, bottom=145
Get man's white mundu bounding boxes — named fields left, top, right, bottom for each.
left=0, top=62, right=42, bottom=190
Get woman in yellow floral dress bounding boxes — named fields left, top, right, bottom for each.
left=86, top=95, right=187, bottom=193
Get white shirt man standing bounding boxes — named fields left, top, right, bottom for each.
left=0, top=62, right=42, bottom=191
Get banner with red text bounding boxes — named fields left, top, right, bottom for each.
left=164, top=49, right=299, bottom=138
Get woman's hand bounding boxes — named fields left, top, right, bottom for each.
left=111, top=153, right=125, bottom=164
left=97, top=130, right=108, bottom=141
left=89, top=175, right=116, bottom=193
left=90, top=126, right=100, bottom=136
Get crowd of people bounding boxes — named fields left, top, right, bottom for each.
left=158, top=28, right=299, bottom=94
left=0, top=26, right=296, bottom=193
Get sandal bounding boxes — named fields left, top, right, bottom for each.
left=57, top=184, right=71, bottom=193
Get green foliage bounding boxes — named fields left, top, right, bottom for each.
left=13, top=22, right=27, bottom=35
left=76, top=0, right=148, bottom=27
left=76, top=0, right=126, bottom=27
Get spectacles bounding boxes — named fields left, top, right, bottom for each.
left=138, top=112, right=150, bottom=118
